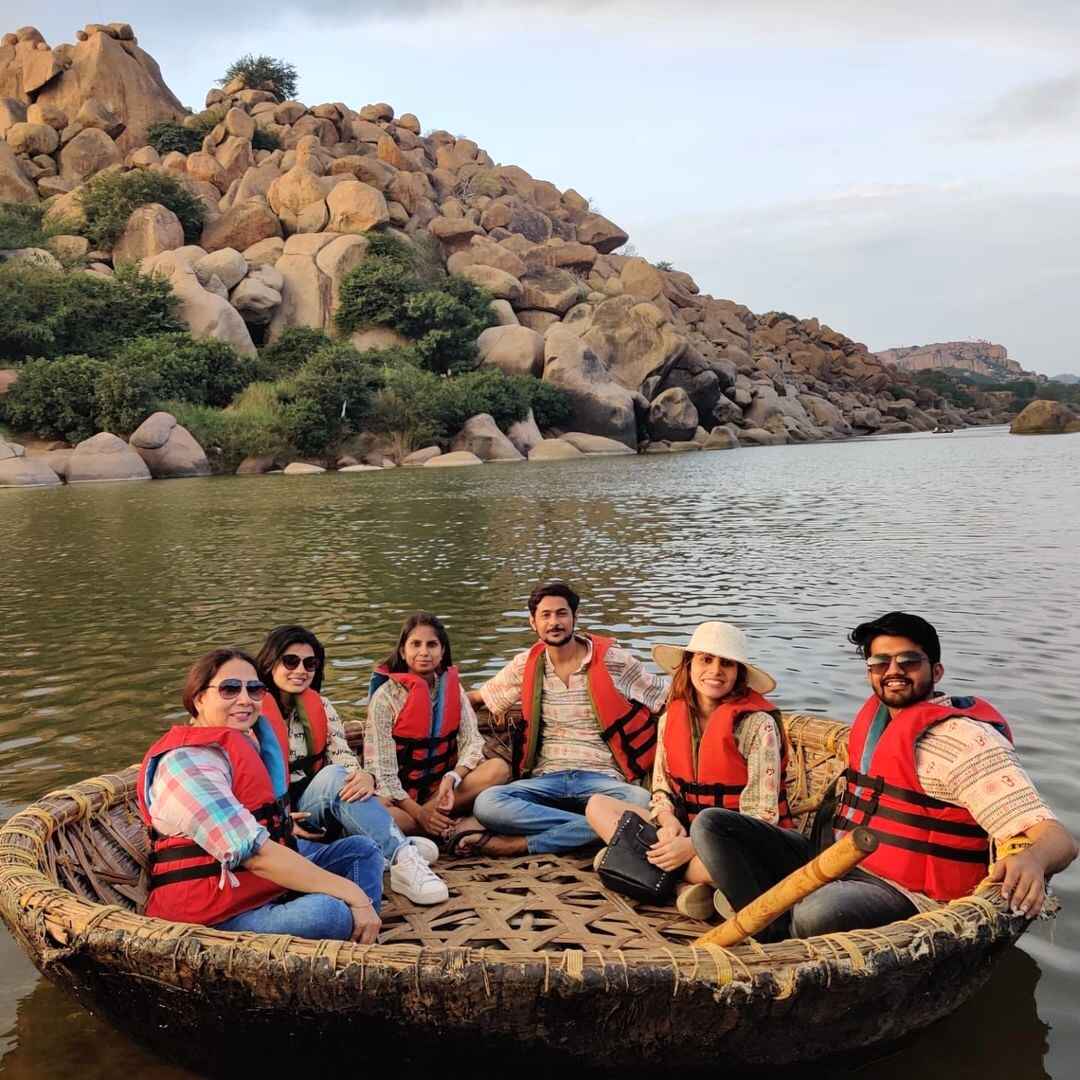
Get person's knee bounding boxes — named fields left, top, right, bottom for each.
left=789, top=888, right=842, bottom=938
left=622, top=784, right=651, bottom=808
left=473, top=784, right=509, bottom=823
left=302, top=764, right=348, bottom=806
left=689, top=807, right=745, bottom=847
left=488, top=757, right=512, bottom=784
left=321, top=896, right=354, bottom=941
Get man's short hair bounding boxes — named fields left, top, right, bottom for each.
left=849, top=612, right=941, bottom=665
left=528, top=580, right=580, bottom=616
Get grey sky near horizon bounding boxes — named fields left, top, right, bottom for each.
left=11, top=1, right=1080, bottom=374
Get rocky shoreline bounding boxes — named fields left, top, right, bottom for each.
left=0, top=21, right=1026, bottom=488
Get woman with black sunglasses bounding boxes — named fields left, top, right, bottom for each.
left=137, top=648, right=383, bottom=940
left=255, top=625, right=449, bottom=906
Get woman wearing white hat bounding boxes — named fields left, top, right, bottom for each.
left=586, top=621, right=798, bottom=920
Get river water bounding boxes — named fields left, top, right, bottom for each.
left=0, top=426, right=1077, bottom=1078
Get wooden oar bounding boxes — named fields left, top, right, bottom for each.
left=693, top=826, right=879, bottom=947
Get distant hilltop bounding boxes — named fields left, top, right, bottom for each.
left=1051, top=373, right=1080, bottom=384
left=874, top=341, right=1025, bottom=380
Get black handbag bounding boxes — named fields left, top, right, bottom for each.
left=596, top=810, right=677, bottom=904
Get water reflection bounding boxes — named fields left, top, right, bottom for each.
left=2, top=427, right=1078, bottom=1077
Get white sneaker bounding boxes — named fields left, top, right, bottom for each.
left=409, top=837, right=440, bottom=865
left=390, top=843, right=449, bottom=905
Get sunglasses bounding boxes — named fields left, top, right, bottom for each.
left=281, top=653, right=319, bottom=672
left=208, top=679, right=267, bottom=700
left=865, top=651, right=928, bottom=675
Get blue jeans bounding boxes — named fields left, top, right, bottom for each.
left=474, top=770, right=650, bottom=853
left=296, top=764, right=406, bottom=863
left=213, top=834, right=384, bottom=940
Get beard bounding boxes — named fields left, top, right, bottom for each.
left=876, top=674, right=934, bottom=709
left=542, top=627, right=574, bottom=645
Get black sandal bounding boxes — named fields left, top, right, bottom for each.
left=444, top=828, right=495, bottom=858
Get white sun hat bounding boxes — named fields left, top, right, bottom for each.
left=652, top=621, right=777, bottom=694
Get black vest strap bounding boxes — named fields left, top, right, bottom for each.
left=843, top=767, right=955, bottom=810
left=835, top=817, right=989, bottom=863
left=839, top=790, right=986, bottom=838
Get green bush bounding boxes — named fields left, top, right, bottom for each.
left=252, top=128, right=281, bottom=152
left=112, top=334, right=255, bottom=408
left=335, top=234, right=497, bottom=375
left=78, top=170, right=205, bottom=250
left=0, top=203, right=52, bottom=249
left=220, top=54, right=298, bottom=101
left=145, top=121, right=204, bottom=156
left=0, top=354, right=107, bottom=442
left=256, top=326, right=332, bottom=380
left=526, top=379, right=574, bottom=430
left=0, top=262, right=182, bottom=363
left=167, top=394, right=293, bottom=472
left=277, top=342, right=383, bottom=454
left=93, top=363, right=163, bottom=435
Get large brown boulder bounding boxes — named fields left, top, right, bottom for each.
left=582, top=296, right=683, bottom=391
left=230, top=265, right=284, bottom=324
left=648, top=387, right=699, bottom=442
left=575, top=212, right=628, bottom=253
left=142, top=249, right=256, bottom=356
left=58, top=127, right=121, bottom=182
left=66, top=432, right=152, bottom=483
left=529, top=439, right=583, bottom=461
left=0, top=139, right=36, bottom=202
left=477, top=325, right=544, bottom=377
left=558, top=432, right=635, bottom=455
left=112, top=202, right=184, bottom=263
left=326, top=180, right=389, bottom=233
left=129, top=411, right=211, bottom=478
left=5, top=120, right=58, bottom=155
left=1010, top=399, right=1080, bottom=435
left=542, top=328, right=638, bottom=448
left=201, top=199, right=282, bottom=253
left=31, top=27, right=185, bottom=151
left=450, top=413, right=525, bottom=462
left=518, top=267, right=585, bottom=315
left=0, top=443, right=62, bottom=488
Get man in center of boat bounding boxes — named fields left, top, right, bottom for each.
left=692, top=611, right=1078, bottom=937
left=458, top=580, right=669, bottom=856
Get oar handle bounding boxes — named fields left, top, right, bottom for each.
left=693, top=827, right=878, bottom=948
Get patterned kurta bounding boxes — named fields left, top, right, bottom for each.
left=478, top=636, right=670, bottom=781
left=283, top=694, right=362, bottom=788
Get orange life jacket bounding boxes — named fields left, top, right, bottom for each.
left=370, top=665, right=462, bottom=802
left=835, top=694, right=1013, bottom=901
left=515, top=634, right=658, bottom=782
left=662, top=691, right=794, bottom=826
left=259, top=688, right=329, bottom=803
left=136, top=718, right=294, bottom=926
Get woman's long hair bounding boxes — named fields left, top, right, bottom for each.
left=255, top=624, right=326, bottom=714
left=381, top=612, right=453, bottom=675
left=667, top=652, right=748, bottom=723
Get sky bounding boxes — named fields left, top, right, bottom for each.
left=11, top=1, right=1080, bottom=374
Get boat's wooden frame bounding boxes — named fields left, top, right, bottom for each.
left=0, top=713, right=1037, bottom=1075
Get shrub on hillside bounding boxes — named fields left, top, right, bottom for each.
left=256, top=326, right=332, bottom=380
left=78, top=170, right=205, bottom=249
left=167, top=391, right=293, bottom=472
left=0, top=262, right=182, bottom=363
left=145, top=121, right=204, bottom=156
left=277, top=342, right=383, bottom=454
left=92, top=363, right=163, bottom=435
left=0, top=354, right=107, bottom=442
left=219, top=54, right=298, bottom=101
left=0, top=203, right=52, bottom=250
left=111, top=334, right=255, bottom=408
left=335, top=234, right=497, bottom=375
left=252, top=128, right=281, bottom=152
left=527, top=379, right=574, bottom=430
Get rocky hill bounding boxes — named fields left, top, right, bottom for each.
left=0, top=20, right=1014, bottom=464
left=874, top=340, right=1024, bottom=381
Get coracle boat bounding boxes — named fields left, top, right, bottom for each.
left=0, top=713, right=1045, bottom=1076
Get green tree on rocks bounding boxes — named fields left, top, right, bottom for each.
left=219, top=54, right=298, bottom=101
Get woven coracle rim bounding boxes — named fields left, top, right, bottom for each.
left=0, top=713, right=1033, bottom=1000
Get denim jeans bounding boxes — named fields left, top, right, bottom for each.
left=474, top=770, right=650, bottom=853
left=296, top=764, right=407, bottom=863
left=213, top=834, right=384, bottom=940
left=689, top=808, right=915, bottom=941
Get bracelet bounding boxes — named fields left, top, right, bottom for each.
left=446, top=770, right=463, bottom=790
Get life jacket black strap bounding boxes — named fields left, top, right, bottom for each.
left=147, top=862, right=221, bottom=889
left=843, top=767, right=955, bottom=810
left=292, top=750, right=327, bottom=778
left=600, top=702, right=657, bottom=776
left=838, top=791, right=987, bottom=838
left=395, top=733, right=456, bottom=750
left=148, top=842, right=207, bottom=868
left=835, top=818, right=989, bottom=862
left=398, top=746, right=455, bottom=770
